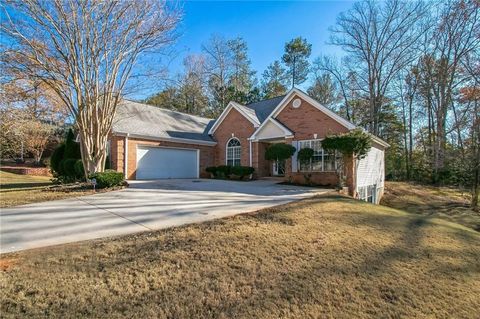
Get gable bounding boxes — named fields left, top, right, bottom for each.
left=208, top=102, right=259, bottom=135
left=212, top=107, right=256, bottom=140
left=251, top=118, right=293, bottom=140
left=275, top=96, right=350, bottom=140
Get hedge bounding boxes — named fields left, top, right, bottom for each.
left=50, top=143, right=65, bottom=175
left=89, top=170, right=125, bottom=189
left=231, top=166, right=255, bottom=180
left=61, top=158, right=78, bottom=178
left=74, top=159, right=84, bottom=178
left=206, top=165, right=254, bottom=180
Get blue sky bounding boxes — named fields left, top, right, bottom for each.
left=144, top=0, right=353, bottom=98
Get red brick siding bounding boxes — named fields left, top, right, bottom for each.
left=252, top=141, right=270, bottom=177
left=275, top=97, right=349, bottom=140
left=110, top=136, right=215, bottom=179
left=212, top=108, right=255, bottom=167
left=271, top=96, right=352, bottom=187
left=0, top=166, right=52, bottom=176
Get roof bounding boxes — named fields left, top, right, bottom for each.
left=243, top=95, right=286, bottom=123
left=112, top=100, right=215, bottom=143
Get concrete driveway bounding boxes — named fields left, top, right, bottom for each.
left=1, top=179, right=328, bottom=253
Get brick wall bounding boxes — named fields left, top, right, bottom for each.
left=110, top=136, right=215, bottom=179
left=212, top=108, right=256, bottom=167
left=275, top=96, right=349, bottom=140
left=251, top=141, right=271, bottom=177
left=0, top=166, right=52, bottom=176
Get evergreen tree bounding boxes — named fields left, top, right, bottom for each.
left=261, top=61, right=288, bottom=98
left=282, top=37, right=312, bottom=88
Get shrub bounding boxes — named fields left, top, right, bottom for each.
left=50, top=143, right=65, bottom=175
left=322, top=128, right=372, bottom=160
left=74, top=159, right=85, bottom=178
left=104, top=155, right=111, bottom=170
left=206, top=166, right=217, bottom=177
left=89, top=170, right=124, bottom=189
left=63, top=129, right=81, bottom=159
left=297, top=147, right=314, bottom=162
left=216, top=165, right=232, bottom=178
left=231, top=166, right=254, bottom=180
left=265, top=143, right=296, bottom=161
left=61, top=158, right=78, bottom=178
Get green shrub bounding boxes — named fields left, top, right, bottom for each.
left=61, top=158, right=78, bottom=178
left=231, top=166, right=255, bottom=180
left=89, top=170, right=124, bottom=189
left=265, top=143, right=296, bottom=161
left=104, top=155, right=111, bottom=170
left=63, top=129, right=81, bottom=159
left=74, top=159, right=85, bottom=178
left=215, top=165, right=232, bottom=178
left=50, top=143, right=65, bottom=175
left=297, top=147, right=314, bottom=162
left=206, top=166, right=217, bottom=177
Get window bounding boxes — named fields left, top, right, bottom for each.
left=298, top=140, right=339, bottom=172
left=226, top=138, right=241, bottom=166
left=358, top=185, right=377, bottom=203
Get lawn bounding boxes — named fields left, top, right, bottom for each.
left=0, top=171, right=95, bottom=207
left=381, top=181, right=480, bottom=231
left=1, top=194, right=479, bottom=318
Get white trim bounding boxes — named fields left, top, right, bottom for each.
left=249, top=117, right=294, bottom=140
left=124, top=134, right=129, bottom=177
left=250, top=88, right=356, bottom=141
left=113, top=132, right=216, bottom=146
left=225, top=137, right=241, bottom=166
left=208, top=101, right=259, bottom=135
left=370, top=134, right=390, bottom=148
left=249, top=140, right=252, bottom=166
left=196, top=149, right=200, bottom=178
left=136, top=145, right=200, bottom=179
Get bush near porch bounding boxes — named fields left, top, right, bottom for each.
left=206, top=165, right=255, bottom=180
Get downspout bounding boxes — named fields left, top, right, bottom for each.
left=124, top=134, right=129, bottom=179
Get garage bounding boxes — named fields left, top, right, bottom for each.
left=136, top=146, right=199, bottom=179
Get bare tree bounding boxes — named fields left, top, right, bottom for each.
left=419, top=0, right=479, bottom=180
left=202, top=35, right=233, bottom=115
left=1, top=0, right=180, bottom=175
left=330, top=0, right=428, bottom=136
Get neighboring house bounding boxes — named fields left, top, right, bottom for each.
left=110, top=88, right=389, bottom=203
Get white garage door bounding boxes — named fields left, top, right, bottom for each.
left=136, top=146, right=199, bottom=179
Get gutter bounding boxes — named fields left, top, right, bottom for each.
left=113, top=132, right=217, bottom=147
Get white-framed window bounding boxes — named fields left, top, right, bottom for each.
left=298, top=140, right=338, bottom=172
left=226, top=138, right=241, bottom=166
left=358, top=185, right=377, bottom=203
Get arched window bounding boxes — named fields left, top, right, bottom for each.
left=226, top=138, right=241, bottom=166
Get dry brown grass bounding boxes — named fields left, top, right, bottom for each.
left=0, top=171, right=95, bottom=207
left=381, top=181, right=480, bottom=231
left=1, top=194, right=479, bottom=318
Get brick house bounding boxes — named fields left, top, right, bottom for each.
left=110, top=88, right=389, bottom=203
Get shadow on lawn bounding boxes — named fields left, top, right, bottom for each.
left=0, top=182, right=52, bottom=190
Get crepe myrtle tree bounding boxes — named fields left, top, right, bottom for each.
left=1, top=0, right=180, bottom=177
left=321, top=129, right=372, bottom=188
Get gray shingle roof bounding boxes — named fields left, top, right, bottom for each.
left=244, top=95, right=286, bottom=123
left=112, top=100, right=215, bottom=143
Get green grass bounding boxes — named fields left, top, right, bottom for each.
left=1, top=194, right=479, bottom=318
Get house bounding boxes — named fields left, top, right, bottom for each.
left=110, top=88, right=389, bottom=203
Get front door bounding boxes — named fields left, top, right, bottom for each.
left=273, top=159, right=286, bottom=176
